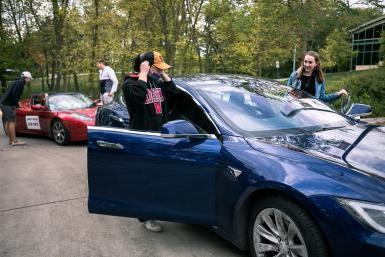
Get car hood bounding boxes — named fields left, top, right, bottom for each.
left=247, top=124, right=385, bottom=179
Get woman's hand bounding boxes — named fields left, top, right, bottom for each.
left=338, top=89, right=348, bottom=97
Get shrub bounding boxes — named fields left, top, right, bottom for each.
left=335, top=67, right=385, bottom=117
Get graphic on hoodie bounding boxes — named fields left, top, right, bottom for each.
left=144, top=87, right=164, bottom=114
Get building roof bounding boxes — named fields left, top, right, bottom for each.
left=349, top=15, right=385, bottom=33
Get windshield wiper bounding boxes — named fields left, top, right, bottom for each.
left=308, top=125, right=347, bottom=133
left=281, top=106, right=336, bottom=117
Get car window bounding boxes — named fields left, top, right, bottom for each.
left=48, top=94, right=94, bottom=111
left=168, top=90, right=217, bottom=135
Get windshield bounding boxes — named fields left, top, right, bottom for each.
left=48, top=94, right=94, bottom=111
left=196, top=80, right=351, bottom=137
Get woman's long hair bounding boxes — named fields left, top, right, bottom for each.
left=297, top=51, right=325, bottom=83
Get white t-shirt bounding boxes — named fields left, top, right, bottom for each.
left=99, top=66, right=118, bottom=94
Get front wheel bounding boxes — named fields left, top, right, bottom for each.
left=51, top=119, right=69, bottom=145
left=249, top=196, right=329, bottom=257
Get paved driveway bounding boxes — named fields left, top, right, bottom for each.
left=0, top=120, right=248, bottom=257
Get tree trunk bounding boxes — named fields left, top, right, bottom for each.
left=73, top=72, right=79, bottom=92
left=63, top=72, right=68, bottom=92
left=51, top=0, right=69, bottom=92
left=55, top=72, right=62, bottom=92
left=41, top=71, right=45, bottom=92
left=6, top=0, right=23, bottom=42
left=50, top=60, right=56, bottom=92
left=88, top=0, right=100, bottom=96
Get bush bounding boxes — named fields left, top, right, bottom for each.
left=335, top=67, right=385, bottom=117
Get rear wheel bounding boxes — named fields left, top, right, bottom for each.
left=51, top=119, right=69, bottom=145
left=248, top=196, right=329, bottom=257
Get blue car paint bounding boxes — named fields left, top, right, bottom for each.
left=88, top=74, right=385, bottom=256
left=88, top=127, right=222, bottom=225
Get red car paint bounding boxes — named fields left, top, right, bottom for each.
left=15, top=93, right=98, bottom=143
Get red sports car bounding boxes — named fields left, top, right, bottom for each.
left=14, top=92, right=98, bottom=145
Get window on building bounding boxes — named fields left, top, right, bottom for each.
left=365, top=43, right=373, bottom=51
left=366, top=28, right=374, bottom=39
left=357, top=53, right=364, bottom=65
left=374, top=25, right=383, bottom=38
left=372, top=52, right=380, bottom=64
left=364, top=52, right=372, bottom=65
left=358, top=44, right=364, bottom=52
left=359, top=31, right=366, bottom=40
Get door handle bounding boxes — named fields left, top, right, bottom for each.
left=96, top=140, right=124, bottom=150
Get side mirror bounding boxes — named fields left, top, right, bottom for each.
left=345, top=103, right=372, bottom=119
left=161, top=120, right=201, bottom=138
left=31, top=105, right=47, bottom=111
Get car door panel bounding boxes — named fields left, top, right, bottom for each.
left=88, top=127, right=222, bottom=225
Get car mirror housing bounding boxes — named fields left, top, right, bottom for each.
left=161, top=120, right=201, bottom=138
left=346, top=103, right=372, bottom=119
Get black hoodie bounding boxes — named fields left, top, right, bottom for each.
left=0, top=78, right=26, bottom=107
left=123, top=74, right=180, bottom=131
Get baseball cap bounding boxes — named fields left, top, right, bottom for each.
left=153, top=51, right=171, bottom=70
left=21, top=71, right=33, bottom=80
left=134, top=51, right=171, bottom=72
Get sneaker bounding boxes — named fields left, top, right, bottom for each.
left=10, top=140, right=26, bottom=146
left=143, top=220, right=163, bottom=232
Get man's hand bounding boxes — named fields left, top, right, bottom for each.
left=139, top=61, right=150, bottom=82
left=159, top=70, right=171, bottom=82
left=140, top=61, right=150, bottom=74
left=338, top=89, right=348, bottom=97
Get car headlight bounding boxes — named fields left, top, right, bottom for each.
left=68, top=113, right=93, bottom=122
left=339, top=198, right=385, bottom=233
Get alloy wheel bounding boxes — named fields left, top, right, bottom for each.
left=253, top=208, right=308, bottom=257
left=52, top=121, right=65, bottom=144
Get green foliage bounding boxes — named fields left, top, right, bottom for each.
left=320, top=28, right=355, bottom=72
left=0, top=0, right=384, bottom=99
left=335, top=67, right=385, bottom=117
left=380, top=31, right=385, bottom=64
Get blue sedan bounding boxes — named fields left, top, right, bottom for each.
left=88, top=74, right=385, bottom=257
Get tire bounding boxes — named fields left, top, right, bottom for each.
left=51, top=119, right=69, bottom=145
left=248, top=196, right=329, bottom=257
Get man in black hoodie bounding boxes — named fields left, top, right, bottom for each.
left=123, top=51, right=180, bottom=232
left=123, top=51, right=179, bottom=132
left=0, top=71, right=33, bottom=146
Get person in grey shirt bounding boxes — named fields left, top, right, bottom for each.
left=96, top=59, right=119, bottom=105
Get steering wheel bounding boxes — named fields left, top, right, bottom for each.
left=340, top=94, right=351, bottom=114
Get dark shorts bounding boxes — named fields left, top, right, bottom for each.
left=0, top=104, right=16, bottom=123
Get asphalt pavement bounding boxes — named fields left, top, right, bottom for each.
left=0, top=119, right=248, bottom=257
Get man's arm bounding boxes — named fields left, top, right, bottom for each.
left=123, top=78, right=148, bottom=105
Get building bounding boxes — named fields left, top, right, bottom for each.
left=350, top=15, right=385, bottom=71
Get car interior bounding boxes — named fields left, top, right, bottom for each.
left=167, top=89, right=217, bottom=135
left=31, top=94, right=47, bottom=107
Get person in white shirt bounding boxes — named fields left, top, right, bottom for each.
left=96, top=59, right=119, bottom=105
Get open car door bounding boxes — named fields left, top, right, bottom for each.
left=87, top=125, right=223, bottom=225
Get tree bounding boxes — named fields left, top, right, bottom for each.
left=320, top=28, right=355, bottom=72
